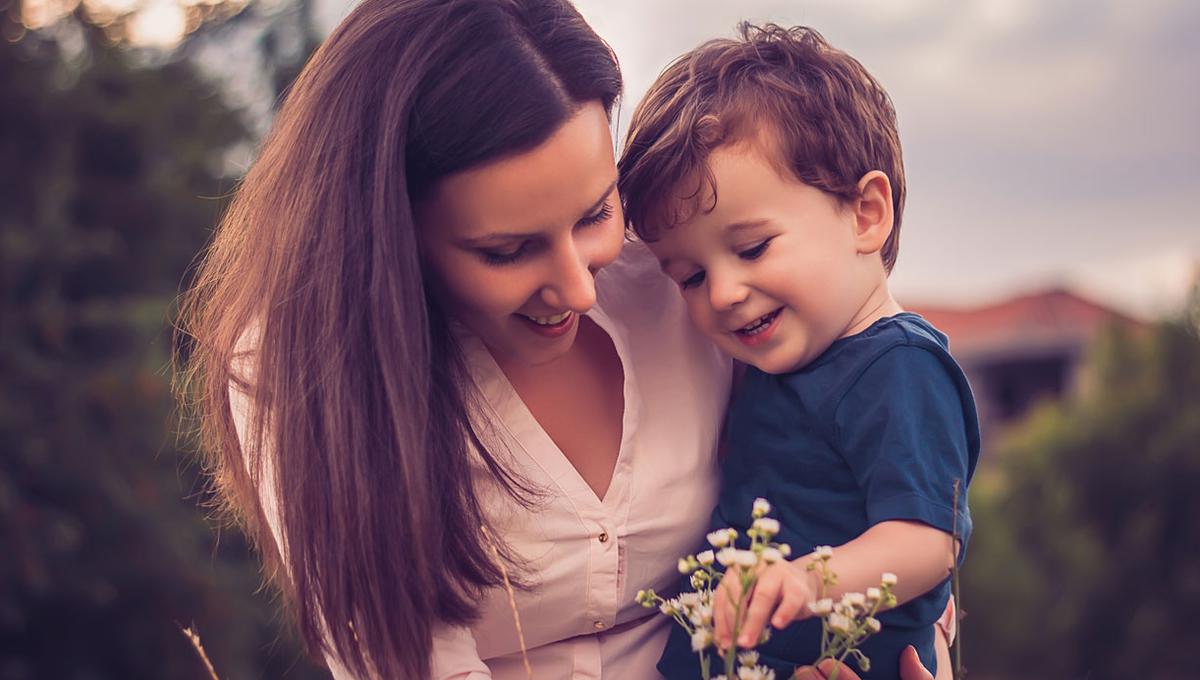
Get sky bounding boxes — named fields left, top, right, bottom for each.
left=316, top=0, right=1200, bottom=317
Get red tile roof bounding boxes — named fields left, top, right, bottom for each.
left=905, top=288, right=1139, bottom=360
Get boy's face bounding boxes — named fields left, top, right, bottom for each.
left=645, top=143, right=890, bottom=374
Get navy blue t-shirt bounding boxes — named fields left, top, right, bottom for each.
left=658, top=313, right=979, bottom=680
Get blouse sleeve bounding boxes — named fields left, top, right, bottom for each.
left=228, top=377, right=493, bottom=680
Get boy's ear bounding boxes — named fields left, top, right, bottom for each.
left=852, top=171, right=894, bottom=256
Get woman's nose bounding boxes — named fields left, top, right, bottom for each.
left=540, top=241, right=598, bottom=312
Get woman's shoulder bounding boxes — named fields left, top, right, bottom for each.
left=593, top=239, right=678, bottom=319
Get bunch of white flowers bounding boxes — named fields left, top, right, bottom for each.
left=636, top=499, right=897, bottom=680
left=804, top=549, right=898, bottom=678
left=636, top=498, right=785, bottom=680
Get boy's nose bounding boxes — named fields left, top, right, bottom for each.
left=708, top=275, right=750, bottom=312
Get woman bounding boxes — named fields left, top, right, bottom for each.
left=176, top=0, right=949, bottom=677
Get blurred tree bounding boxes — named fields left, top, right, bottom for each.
left=961, top=285, right=1200, bottom=678
left=0, top=12, right=326, bottom=680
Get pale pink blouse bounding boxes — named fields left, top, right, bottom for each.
left=235, top=242, right=731, bottom=679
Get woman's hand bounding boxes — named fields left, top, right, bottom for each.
left=792, top=645, right=935, bottom=680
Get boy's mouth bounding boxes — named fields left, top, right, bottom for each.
left=734, top=309, right=782, bottom=343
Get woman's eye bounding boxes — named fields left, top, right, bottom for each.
left=479, top=242, right=532, bottom=265
left=680, top=270, right=706, bottom=290
left=578, top=201, right=614, bottom=227
left=737, top=238, right=772, bottom=260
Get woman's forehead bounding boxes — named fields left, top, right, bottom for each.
left=423, top=102, right=617, bottom=240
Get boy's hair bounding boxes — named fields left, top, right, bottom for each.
left=619, top=23, right=905, bottom=273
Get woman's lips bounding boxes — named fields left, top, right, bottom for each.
left=516, top=310, right=576, bottom=338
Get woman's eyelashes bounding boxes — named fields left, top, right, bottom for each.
left=579, top=201, right=614, bottom=226
left=477, top=201, right=614, bottom=266
left=480, top=242, right=533, bottom=265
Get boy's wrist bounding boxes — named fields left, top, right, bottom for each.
left=789, top=554, right=826, bottom=604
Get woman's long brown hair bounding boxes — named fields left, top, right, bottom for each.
left=174, top=1, right=620, bottom=677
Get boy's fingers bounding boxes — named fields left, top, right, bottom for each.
left=713, top=582, right=728, bottom=645
left=770, top=586, right=806, bottom=629
left=714, top=580, right=736, bottom=649
left=736, top=573, right=781, bottom=647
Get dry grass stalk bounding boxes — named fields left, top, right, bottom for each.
left=180, top=625, right=221, bottom=680
left=481, top=524, right=533, bottom=680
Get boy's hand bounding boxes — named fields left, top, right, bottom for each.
left=714, top=558, right=818, bottom=650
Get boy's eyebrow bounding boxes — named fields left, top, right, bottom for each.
left=460, top=178, right=618, bottom=244
left=726, top=218, right=771, bottom=233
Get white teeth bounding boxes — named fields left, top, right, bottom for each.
left=739, top=311, right=776, bottom=335
left=523, top=311, right=572, bottom=326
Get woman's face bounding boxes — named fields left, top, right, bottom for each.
left=418, top=101, right=625, bottom=367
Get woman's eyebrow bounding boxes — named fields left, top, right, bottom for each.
left=461, top=178, right=619, bottom=245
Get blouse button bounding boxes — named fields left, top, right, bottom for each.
left=598, top=531, right=609, bottom=543
left=593, top=620, right=606, bottom=630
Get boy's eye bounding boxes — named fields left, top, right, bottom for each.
left=479, top=241, right=534, bottom=265
left=680, top=270, right=706, bottom=290
left=737, top=238, right=772, bottom=260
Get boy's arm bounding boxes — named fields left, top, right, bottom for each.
left=715, top=520, right=955, bottom=649
left=803, top=519, right=956, bottom=606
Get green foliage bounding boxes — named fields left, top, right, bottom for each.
left=0, top=24, right=326, bottom=680
left=961, top=294, right=1200, bottom=678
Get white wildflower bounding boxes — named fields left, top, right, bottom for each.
left=708, top=530, right=732, bottom=548
left=752, top=498, right=772, bottom=517
left=697, top=550, right=715, bottom=566
left=827, top=613, right=853, bottom=635
left=659, top=599, right=679, bottom=616
left=752, top=517, right=781, bottom=536
left=733, top=549, right=758, bottom=568
left=688, top=602, right=713, bottom=627
left=691, top=628, right=713, bottom=652
left=761, top=547, right=783, bottom=564
left=865, top=616, right=882, bottom=634
left=738, top=666, right=776, bottom=680
left=881, top=572, right=898, bottom=587
left=738, top=650, right=760, bottom=667
left=842, top=592, right=866, bottom=609
left=779, top=544, right=792, bottom=557
left=808, top=598, right=834, bottom=616
left=716, top=547, right=738, bottom=566
left=678, top=558, right=692, bottom=574
left=813, top=545, right=834, bottom=561
left=866, top=587, right=881, bottom=603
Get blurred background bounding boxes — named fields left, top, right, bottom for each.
left=1, top=0, right=1197, bottom=678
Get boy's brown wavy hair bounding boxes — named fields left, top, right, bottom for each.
left=619, top=23, right=906, bottom=273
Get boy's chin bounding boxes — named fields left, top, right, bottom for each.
left=727, top=344, right=810, bottom=375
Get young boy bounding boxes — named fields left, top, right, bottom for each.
left=618, top=24, right=979, bottom=679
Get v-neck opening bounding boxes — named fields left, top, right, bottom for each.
left=466, top=303, right=640, bottom=512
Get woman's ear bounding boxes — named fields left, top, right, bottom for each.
left=852, top=170, right=894, bottom=256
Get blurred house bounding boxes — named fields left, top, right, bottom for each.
left=907, top=288, right=1140, bottom=442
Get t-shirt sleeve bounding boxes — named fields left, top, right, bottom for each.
left=833, top=345, right=974, bottom=554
